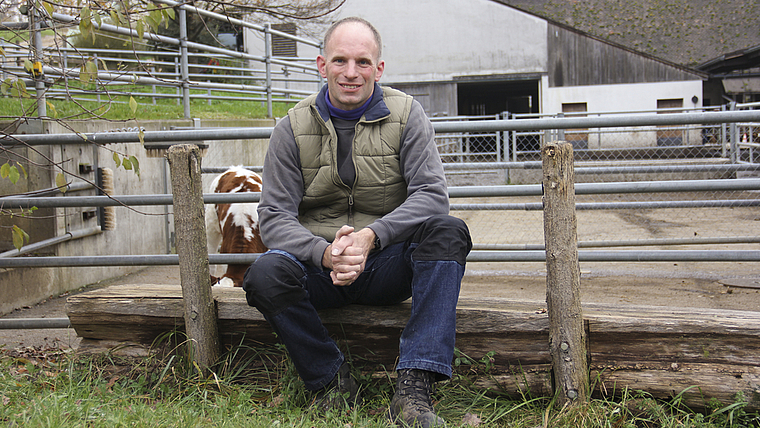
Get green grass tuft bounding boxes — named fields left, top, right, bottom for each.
left=0, top=87, right=293, bottom=121
left=1, top=340, right=758, bottom=428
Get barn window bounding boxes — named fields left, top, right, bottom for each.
left=657, top=98, right=684, bottom=146
left=562, top=102, right=588, bottom=150
left=271, top=23, right=297, bottom=57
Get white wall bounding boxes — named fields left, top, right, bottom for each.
left=541, top=77, right=704, bottom=148
left=542, top=77, right=703, bottom=114
left=334, top=0, right=548, bottom=84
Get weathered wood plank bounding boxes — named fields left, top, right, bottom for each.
left=591, top=362, right=760, bottom=410
left=591, top=333, right=760, bottom=367
left=471, top=362, right=760, bottom=412
left=66, top=284, right=760, bottom=410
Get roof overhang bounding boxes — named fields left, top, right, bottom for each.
left=698, top=45, right=760, bottom=74
left=722, top=77, right=760, bottom=94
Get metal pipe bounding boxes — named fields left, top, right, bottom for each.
left=2, top=179, right=758, bottom=208
left=466, top=250, right=760, bottom=262
left=450, top=199, right=760, bottom=211
left=474, top=236, right=760, bottom=250
left=0, top=226, right=102, bottom=258
left=151, top=0, right=321, bottom=48
left=2, top=250, right=759, bottom=268
left=7, top=110, right=760, bottom=146
left=0, top=253, right=258, bottom=267
left=2, top=126, right=274, bottom=146
left=441, top=162, right=760, bottom=174
left=432, top=110, right=760, bottom=133
left=202, top=166, right=263, bottom=174
left=265, top=23, right=273, bottom=118
left=3, top=181, right=93, bottom=198
left=0, top=318, right=71, bottom=329
left=178, top=7, right=190, bottom=118
left=447, top=178, right=760, bottom=198
left=30, top=4, right=46, bottom=118
left=0, top=192, right=260, bottom=208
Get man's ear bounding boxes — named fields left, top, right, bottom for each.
left=317, top=55, right=327, bottom=78
left=375, top=60, right=385, bottom=82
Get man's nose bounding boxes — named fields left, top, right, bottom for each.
left=344, top=61, right=359, bottom=78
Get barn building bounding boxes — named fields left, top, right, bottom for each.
left=246, top=0, right=707, bottom=122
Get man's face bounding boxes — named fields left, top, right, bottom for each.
left=317, top=22, right=384, bottom=111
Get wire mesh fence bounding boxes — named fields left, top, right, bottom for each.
left=425, top=108, right=760, bottom=252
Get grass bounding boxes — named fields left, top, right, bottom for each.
left=0, top=85, right=293, bottom=121
left=1, top=338, right=758, bottom=428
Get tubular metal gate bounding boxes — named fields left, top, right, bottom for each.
left=1, top=0, right=322, bottom=119
left=2, top=109, right=760, bottom=268
left=2, top=111, right=760, bottom=329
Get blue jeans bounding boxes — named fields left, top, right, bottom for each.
left=243, top=215, right=471, bottom=391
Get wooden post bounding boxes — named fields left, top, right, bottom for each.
left=166, top=144, right=220, bottom=372
left=542, top=141, right=588, bottom=405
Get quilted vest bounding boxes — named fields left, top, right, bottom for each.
left=288, top=86, right=413, bottom=241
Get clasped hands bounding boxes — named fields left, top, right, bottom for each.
left=322, top=225, right=375, bottom=286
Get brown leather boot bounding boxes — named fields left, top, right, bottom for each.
left=311, top=362, right=362, bottom=413
left=389, top=369, right=446, bottom=427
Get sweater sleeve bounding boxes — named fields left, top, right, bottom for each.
left=366, top=100, right=450, bottom=248
left=257, top=116, right=330, bottom=267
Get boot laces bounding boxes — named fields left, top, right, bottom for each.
left=398, top=370, right=435, bottom=412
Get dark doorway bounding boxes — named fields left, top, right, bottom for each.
left=457, top=79, right=540, bottom=155
left=457, top=79, right=539, bottom=117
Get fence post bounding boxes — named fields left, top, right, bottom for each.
left=30, top=2, right=47, bottom=118
left=264, top=23, right=273, bottom=118
left=178, top=6, right=191, bottom=119
left=542, top=140, right=588, bottom=406
left=166, top=144, right=220, bottom=372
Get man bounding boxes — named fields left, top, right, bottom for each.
left=243, top=17, right=471, bottom=428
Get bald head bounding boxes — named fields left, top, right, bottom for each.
left=324, top=17, right=382, bottom=62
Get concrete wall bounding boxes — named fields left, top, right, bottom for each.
left=0, top=118, right=273, bottom=315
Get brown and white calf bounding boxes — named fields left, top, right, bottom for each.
left=205, top=166, right=267, bottom=287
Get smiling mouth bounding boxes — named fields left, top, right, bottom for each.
left=340, top=84, right=361, bottom=90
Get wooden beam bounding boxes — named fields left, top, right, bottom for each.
left=66, top=285, right=760, bottom=410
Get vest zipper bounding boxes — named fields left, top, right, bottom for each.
left=348, top=192, right=354, bottom=225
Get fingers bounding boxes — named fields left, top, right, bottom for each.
left=331, top=225, right=355, bottom=256
left=330, top=244, right=365, bottom=286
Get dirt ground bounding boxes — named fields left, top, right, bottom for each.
left=1, top=258, right=758, bottom=352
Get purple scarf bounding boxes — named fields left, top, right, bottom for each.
left=325, top=91, right=373, bottom=120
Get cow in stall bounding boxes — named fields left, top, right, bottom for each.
left=205, top=166, right=267, bottom=287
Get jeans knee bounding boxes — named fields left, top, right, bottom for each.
left=411, top=214, right=472, bottom=264
left=242, top=252, right=308, bottom=317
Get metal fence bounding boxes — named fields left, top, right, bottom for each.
left=429, top=105, right=760, bottom=253
left=432, top=104, right=760, bottom=165
left=1, top=0, right=322, bottom=118
left=2, top=109, right=760, bottom=269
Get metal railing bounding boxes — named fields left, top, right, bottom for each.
left=2, top=109, right=760, bottom=265
left=1, top=1, right=322, bottom=118
left=3, top=111, right=760, bottom=329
